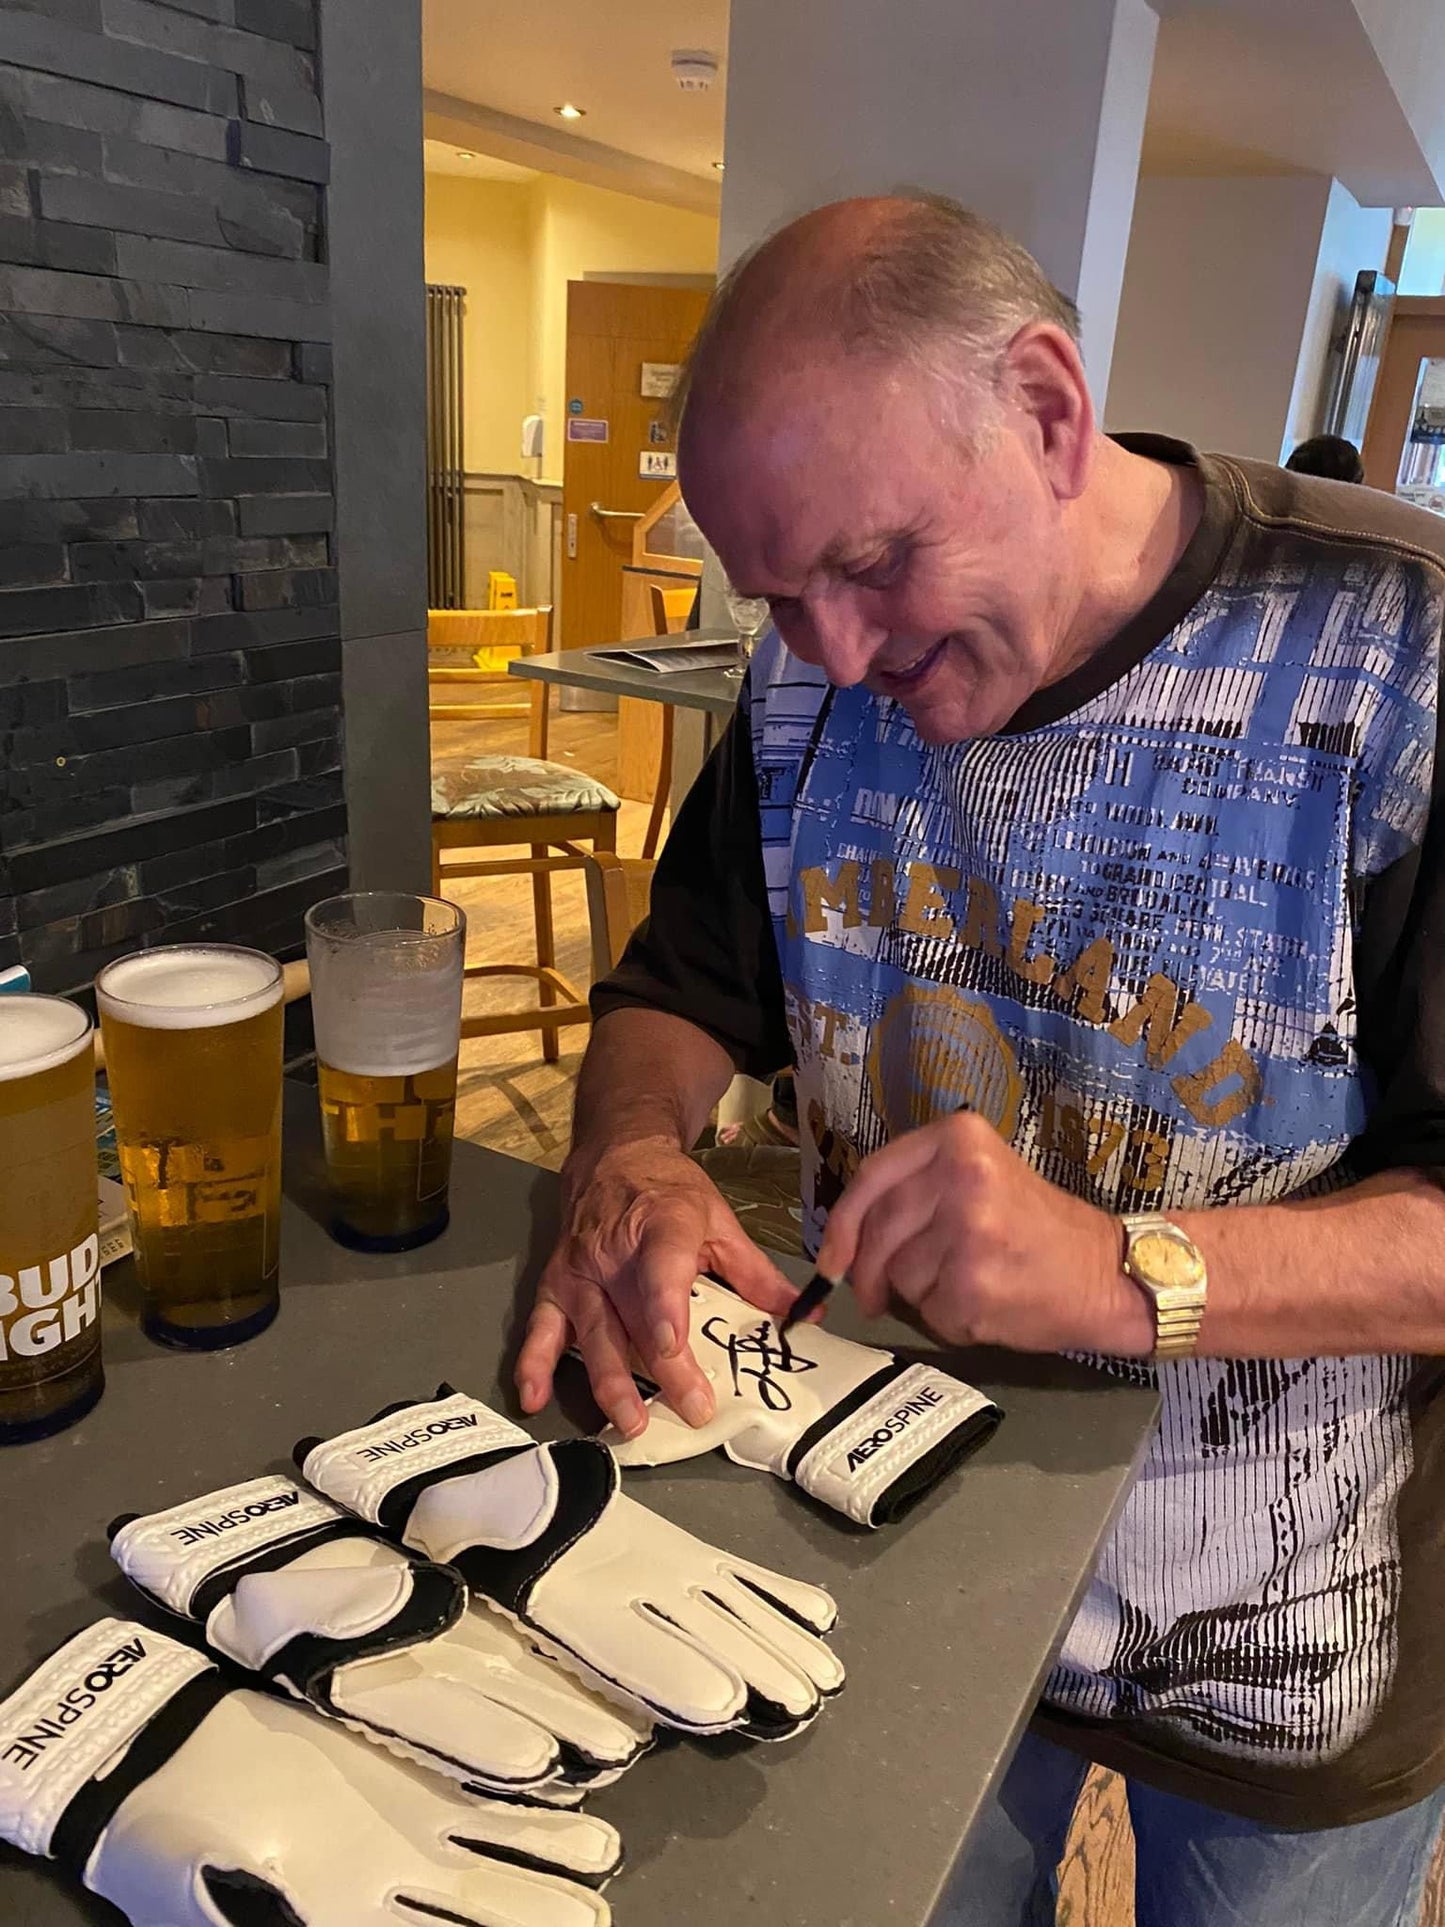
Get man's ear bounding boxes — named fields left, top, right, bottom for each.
left=999, top=322, right=1094, bottom=503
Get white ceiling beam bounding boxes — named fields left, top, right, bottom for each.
left=423, top=90, right=722, bottom=216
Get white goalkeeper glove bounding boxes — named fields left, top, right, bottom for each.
left=603, top=1276, right=1001, bottom=1527
left=297, top=1391, right=845, bottom=1740
left=109, top=1473, right=651, bottom=1801
left=0, top=1619, right=621, bottom=1926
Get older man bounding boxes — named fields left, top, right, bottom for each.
left=517, top=194, right=1445, bottom=1923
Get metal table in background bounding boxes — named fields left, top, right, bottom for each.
left=510, top=638, right=739, bottom=813
left=0, top=1086, right=1157, bottom=1927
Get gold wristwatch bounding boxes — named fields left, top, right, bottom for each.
left=1120, top=1213, right=1207, bottom=1360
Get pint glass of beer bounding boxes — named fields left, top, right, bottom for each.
left=0, top=998, right=103, bottom=1442
left=96, top=946, right=284, bottom=1349
left=305, top=893, right=464, bottom=1251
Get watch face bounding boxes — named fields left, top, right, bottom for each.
left=1133, top=1230, right=1205, bottom=1289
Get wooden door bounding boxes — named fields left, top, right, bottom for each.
left=560, top=281, right=710, bottom=651
left=1361, top=296, right=1445, bottom=494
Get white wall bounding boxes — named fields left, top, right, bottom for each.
left=1399, top=207, right=1445, bottom=294
left=1282, top=181, right=1392, bottom=455
left=1351, top=0, right=1445, bottom=197
left=424, top=173, right=535, bottom=475
left=1107, top=175, right=1335, bottom=461
left=718, top=0, right=1157, bottom=396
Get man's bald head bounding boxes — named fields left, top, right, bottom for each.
left=675, top=192, right=1079, bottom=443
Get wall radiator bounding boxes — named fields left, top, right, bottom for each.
left=425, top=283, right=466, bottom=608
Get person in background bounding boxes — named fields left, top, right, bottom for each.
left=1286, top=433, right=1366, bottom=482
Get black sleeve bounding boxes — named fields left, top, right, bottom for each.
left=589, top=687, right=793, bottom=1079
left=1350, top=669, right=1445, bottom=1175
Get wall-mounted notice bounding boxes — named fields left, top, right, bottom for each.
left=566, top=417, right=609, bottom=443
left=640, top=362, right=680, bottom=399
left=639, top=450, right=677, bottom=479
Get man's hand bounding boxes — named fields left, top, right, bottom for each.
left=516, top=1136, right=798, bottom=1437
left=816, top=1112, right=1154, bottom=1356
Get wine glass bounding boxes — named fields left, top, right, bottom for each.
left=723, top=585, right=771, bottom=680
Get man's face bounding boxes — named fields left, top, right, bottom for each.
left=681, top=356, right=1080, bottom=744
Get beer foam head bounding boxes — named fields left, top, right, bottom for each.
left=97, top=946, right=283, bottom=1031
left=0, top=996, right=91, bottom=1082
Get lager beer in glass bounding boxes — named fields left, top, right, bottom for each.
left=96, top=946, right=283, bottom=1348
left=305, top=893, right=464, bottom=1251
left=0, top=997, right=102, bottom=1442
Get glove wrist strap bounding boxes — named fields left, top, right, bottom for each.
left=111, top=1478, right=470, bottom=1710
left=789, top=1361, right=1001, bottom=1527
left=0, top=1622, right=219, bottom=1863
left=111, top=1475, right=354, bottom=1620
left=300, top=1394, right=533, bottom=1530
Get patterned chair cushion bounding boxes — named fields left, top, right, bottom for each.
left=431, top=755, right=620, bottom=820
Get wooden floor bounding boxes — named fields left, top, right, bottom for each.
left=436, top=704, right=1445, bottom=1927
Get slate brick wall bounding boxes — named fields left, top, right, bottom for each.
left=0, top=0, right=346, bottom=994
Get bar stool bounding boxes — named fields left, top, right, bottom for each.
left=431, top=641, right=619, bottom=1064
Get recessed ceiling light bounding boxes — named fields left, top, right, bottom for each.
left=554, top=103, right=586, bottom=120
left=712, top=160, right=725, bottom=173
left=457, top=150, right=474, bottom=160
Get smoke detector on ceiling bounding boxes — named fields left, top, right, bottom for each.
left=671, top=49, right=719, bottom=92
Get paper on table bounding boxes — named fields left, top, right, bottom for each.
left=589, top=634, right=738, bottom=674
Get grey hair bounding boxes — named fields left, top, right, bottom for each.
left=672, top=190, right=1080, bottom=437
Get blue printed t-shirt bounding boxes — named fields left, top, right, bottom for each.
left=594, top=438, right=1445, bottom=1827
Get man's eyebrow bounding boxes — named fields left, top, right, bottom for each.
left=817, top=525, right=920, bottom=572
left=738, top=525, right=921, bottom=600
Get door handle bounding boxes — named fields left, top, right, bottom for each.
left=588, top=502, right=645, bottom=522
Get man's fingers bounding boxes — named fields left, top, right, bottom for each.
left=815, top=1125, right=944, bottom=1279
left=573, top=1294, right=649, bottom=1438
left=515, top=1299, right=570, bottom=1414
left=886, top=1224, right=950, bottom=1311
left=707, top=1211, right=799, bottom=1319
left=637, top=1346, right=717, bottom=1432
left=848, top=1186, right=938, bottom=1319
left=625, top=1213, right=717, bottom=1426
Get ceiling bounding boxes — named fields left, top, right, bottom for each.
left=1142, top=0, right=1438, bottom=204
left=422, top=139, right=535, bottom=182
left=423, top=0, right=726, bottom=182
left=422, top=0, right=1442, bottom=213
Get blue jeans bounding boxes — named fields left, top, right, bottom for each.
left=944, top=1729, right=1445, bottom=1927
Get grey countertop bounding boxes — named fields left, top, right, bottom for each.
left=510, top=639, right=741, bottom=716
left=0, top=1088, right=1157, bottom=1925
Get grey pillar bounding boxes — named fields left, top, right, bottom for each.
left=319, top=0, right=432, bottom=892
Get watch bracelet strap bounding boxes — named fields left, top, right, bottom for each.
left=1121, top=1213, right=1206, bottom=1362
left=1152, top=1312, right=1205, bottom=1359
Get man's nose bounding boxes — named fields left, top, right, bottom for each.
left=779, top=588, right=885, bottom=687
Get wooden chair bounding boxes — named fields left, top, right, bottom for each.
left=584, top=851, right=657, bottom=979
left=427, top=606, right=551, bottom=723
left=637, top=582, right=697, bottom=864
left=431, top=612, right=620, bottom=1064
left=649, top=583, right=695, bottom=632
